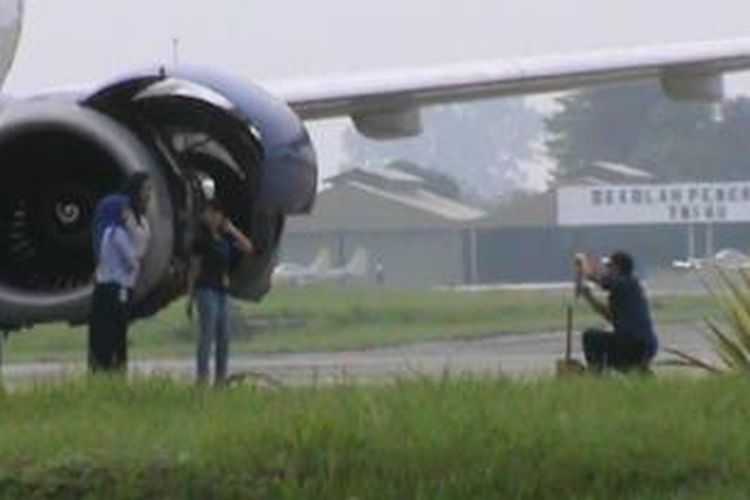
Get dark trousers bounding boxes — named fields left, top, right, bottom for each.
left=583, top=329, right=651, bottom=373
left=89, top=283, right=129, bottom=373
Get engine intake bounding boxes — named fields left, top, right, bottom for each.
left=0, top=68, right=318, bottom=330
left=0, top=102, right=174, bottom=327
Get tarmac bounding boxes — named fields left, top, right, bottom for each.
left=0, top=325, right=716, bottom=387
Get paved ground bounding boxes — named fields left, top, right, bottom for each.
left=0, top=325, right=716, bottom=387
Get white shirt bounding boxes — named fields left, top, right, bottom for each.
left=95, top=226, right=137, bottom=287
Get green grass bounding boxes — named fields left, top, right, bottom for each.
left=4, top=286, right=717, bottom=363
left=1, top=376, right=750, bottom=498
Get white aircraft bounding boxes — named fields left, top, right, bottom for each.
left=673, top=248, right=750, bottom=271
left=274, top=248, right=369, bottom=286
left=1, top=0, right=750, bottom=329
left=273, top=248, right=332, bottom=285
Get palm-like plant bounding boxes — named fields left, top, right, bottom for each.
left=668, top=268, right=750, bottom=373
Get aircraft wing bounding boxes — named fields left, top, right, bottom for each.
left=276, top=38, right=750, bottom=138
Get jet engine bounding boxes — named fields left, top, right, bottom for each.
left=0, top=68, right=317, bottom=329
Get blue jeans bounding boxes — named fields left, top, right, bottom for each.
left=195, top=288, right=229, bottom=383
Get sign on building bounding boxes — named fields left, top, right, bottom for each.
left=557, top=182, right=750, bottom=226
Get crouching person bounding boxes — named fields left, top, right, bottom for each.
left=577, top=251, right=659, bottom=373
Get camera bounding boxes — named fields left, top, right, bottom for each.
left=573, top=253, right=590, bottom=298
left=574, top=252, right=593, bottom=276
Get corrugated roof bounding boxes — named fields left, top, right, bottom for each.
left=328, top=167, right=424, bottom=185
left=347, top=181, right=485, bottom=221
left=576, top=176, right=611, bottom=186
left=594, top=161, right=654, bottom=180
left=556, top=162, right=656, bottom=187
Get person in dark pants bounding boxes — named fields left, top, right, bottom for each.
left=89, top=196, right=137, bottom=373
left=186, top=201, right=254, bottom=385
left=577, top=251, right=659, bottom=373
left=118, top=173, right=153, bottom=367
left=89, top=173, right=153, bottom=373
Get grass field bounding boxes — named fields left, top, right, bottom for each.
left=3, top=286, right=717, bottom=363
left=1, top=375, right=749, bottom=498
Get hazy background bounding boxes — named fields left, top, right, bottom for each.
left=7, top=0, right=750, bottom=181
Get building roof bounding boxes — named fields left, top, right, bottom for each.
left=287, top=169, right=485, bottom=233
left=346, top=181, right=485, bottom=221
left=595, top=161, right=653, bottom=179
left=556, top=161, right=655, bottom=186
left=327, top=167, right=425, bottom=190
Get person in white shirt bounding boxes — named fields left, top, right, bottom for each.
left=88, top=173, right=153, bottom=373
left=89, top=196, right=137, bottom=373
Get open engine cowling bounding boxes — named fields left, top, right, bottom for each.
left=0, top=67, right=318, bottom=329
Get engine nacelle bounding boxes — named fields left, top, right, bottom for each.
left=0, top=101, right=175, bottom=326
left=0, top=68, right=318, bottom=329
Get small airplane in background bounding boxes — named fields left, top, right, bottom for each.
left=673, top=248, right=750, bottom=271
left=272, top=248, right=332, bottom=286
left=273, top=248, right=370, bottom=286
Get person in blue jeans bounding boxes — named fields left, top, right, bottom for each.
left=186, top=201, right=254, bottom=385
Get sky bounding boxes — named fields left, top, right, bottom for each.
left=6, top=0, right=750, bottom=183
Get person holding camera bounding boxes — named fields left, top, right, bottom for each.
left=186, top=201, right=255, bottom=386
left=575, top=251, right=659, bottom=373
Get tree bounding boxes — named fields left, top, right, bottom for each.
left=386, top=160, right=462, bottom=200
left=545, top=81, right=722, bottom=181
left=342, top=98, right=543, bottom=200
left=546, top=82, right=663, bottom=172
left=712, top=98, right=750, bottom=180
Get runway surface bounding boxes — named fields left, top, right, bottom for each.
left=0, top=325, right=715, bottom=386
